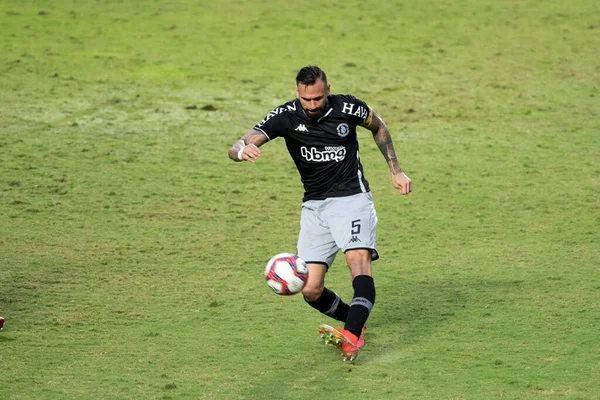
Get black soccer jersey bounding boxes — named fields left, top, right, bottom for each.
left=253, top=94, right=374, bottom=202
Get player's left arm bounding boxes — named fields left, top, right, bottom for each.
left=362, top=109, right=412, bottom=195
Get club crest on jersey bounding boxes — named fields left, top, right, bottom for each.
left=337, top=123, right=350, bottom=137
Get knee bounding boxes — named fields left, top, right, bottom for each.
left=345, top=250, right=372, bottom=278
left=302, top=283, right=324, bottom=302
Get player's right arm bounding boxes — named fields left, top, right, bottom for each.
left=228, top=129, right=268, bottom=163
left=229, top=101, right=292, bottom=162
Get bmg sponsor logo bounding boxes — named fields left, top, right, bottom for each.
left=300, top=146, right=346, bottom=162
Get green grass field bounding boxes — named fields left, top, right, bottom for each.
left=1, top=0, right=599, bottom=398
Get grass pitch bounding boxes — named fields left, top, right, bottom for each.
left=1, top=0, right=599, bottom=399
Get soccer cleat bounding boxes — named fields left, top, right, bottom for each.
left=357, top=325, right=365, bottom=349
left=318, top=324, right=359, bottom=361
left=319, top=324, right=348, bottom=349
left=0, top=316, right=4, bottom=331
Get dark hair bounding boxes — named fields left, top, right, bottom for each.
left=296, top=65, right=328, bottom=86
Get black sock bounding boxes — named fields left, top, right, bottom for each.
left=305, top=288, right=349, bottom=323
left=344, top=275, right=376, bottom=339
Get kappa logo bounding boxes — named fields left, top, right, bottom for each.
left=349, top=235, right=361, bottom=243
left=295, top=124, right=309, bottom=132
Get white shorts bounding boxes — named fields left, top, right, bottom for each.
left=297, top=192, right=378, bottom=268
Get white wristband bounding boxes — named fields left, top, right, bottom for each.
left=237, top=141, right=246, bottom=161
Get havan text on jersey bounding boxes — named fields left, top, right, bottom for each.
left=341, top=102, right=369, bottom=120
left=257, top=102, right=297, bottom=127
left=301, top=146, right=346, bottom=163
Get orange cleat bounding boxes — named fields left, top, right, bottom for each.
left=318, top=324, right=359, bottom=361
left=357, top=325, right=365, bottom=349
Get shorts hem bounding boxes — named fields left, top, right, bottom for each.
left=343, top=247, right=379, bottom=261
left=304, top=260, right=330, bottom=270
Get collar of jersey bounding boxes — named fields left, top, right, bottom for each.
left=317, top=107, right=333, bottom=122
left=296, top=99, right=334, bottom=123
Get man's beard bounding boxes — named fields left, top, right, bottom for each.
left=306, top=108, right=324, bottom=122
left=305, top=99, right=328, bottom=122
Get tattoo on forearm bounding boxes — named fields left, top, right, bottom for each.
left=242, top=130, right=267, bottom=146
left=368, top=111, right=403, bottom=174
left=229, top=129, right=268, bottom=161
left=374, top=125, right=402, bottom=174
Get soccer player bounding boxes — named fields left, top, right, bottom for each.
left=228, top=65, right=412, bottom=361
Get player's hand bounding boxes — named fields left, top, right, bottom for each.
left=241, top=143, right=261, bottom=163
left=392, top=172, right=412, bottom=195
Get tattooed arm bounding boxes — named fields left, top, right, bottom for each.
left=363, top=110, right=412, bottom=195
left=228, top=129, right=268, bottom=163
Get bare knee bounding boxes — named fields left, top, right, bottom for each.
left=302, top=283, right=324, bottom=302
left=345, top=249, right=372, bottom=279
left=302, top=263, right=327, bottom=302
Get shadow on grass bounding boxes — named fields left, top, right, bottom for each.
left=370, top=276, right=525, bottom=347
left=0, top=335, right=16, bottom=342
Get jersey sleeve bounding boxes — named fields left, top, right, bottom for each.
left=340, top=95, right=373, bottom=127
left=253, top=102, right=295, bottom=141
left=360, top=104, right=374, bottom=128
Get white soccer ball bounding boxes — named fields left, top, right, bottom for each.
left=264, top=253, right=309, bottom=295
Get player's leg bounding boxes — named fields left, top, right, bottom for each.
left=318, top=250, right=373, bottom=361
left=326, top=192, right=378, bottom=358
left=301, top=263, right=327, bottom=302
left=343, top=249, right=375, bottom=340
left=302, top=263, right=349, bottom=322
left=297, top=200, right=349, bottom=322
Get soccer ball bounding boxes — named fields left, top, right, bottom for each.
left=264, top=253, right=309, bottom=295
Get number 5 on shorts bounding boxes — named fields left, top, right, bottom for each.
left=351, top=219, right=361, bottom=235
